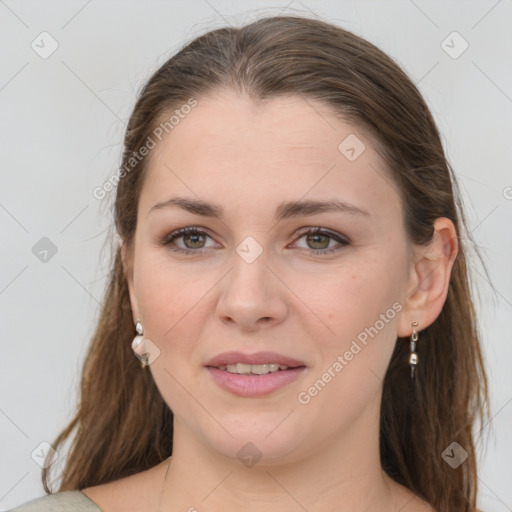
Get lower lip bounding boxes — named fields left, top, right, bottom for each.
left=206, top=367, right=306, bottom=397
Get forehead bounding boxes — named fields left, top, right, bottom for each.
left=140, top=91, right=401, bottom=220
left=157, top=92, right=355, bottom=160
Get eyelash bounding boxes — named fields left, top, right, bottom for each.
left=159, top=226, right=349, bottom=256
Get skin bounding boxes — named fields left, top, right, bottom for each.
left=83, top=91, right=457, bottom=511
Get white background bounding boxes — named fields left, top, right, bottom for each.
left=1, top=1, right=511, bottom=510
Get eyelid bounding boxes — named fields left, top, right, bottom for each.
left=292, top=226, right=350, bottom=244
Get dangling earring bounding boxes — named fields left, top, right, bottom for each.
left=131, top=320, right=148, bottom=368
left=409, top=321, right=419, bottom=380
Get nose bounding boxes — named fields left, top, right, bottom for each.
left=215, top=251, right=288, bottom=331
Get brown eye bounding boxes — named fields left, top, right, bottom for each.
left=306, top=233, right=331, bottom=250
left=292, top=228, right=349, bottom=255
left=182, top=232, right=206, bottom=249
left=161, top=227, right=217, bottom=254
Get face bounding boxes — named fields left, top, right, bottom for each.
left=124, top=91, right=413, bottom=465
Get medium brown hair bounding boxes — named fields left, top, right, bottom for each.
left=43, top=15, right=489, bottom=511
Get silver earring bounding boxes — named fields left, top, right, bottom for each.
left=409, top=321, right=419, bottom=380
left=131, top=320, right=148, bottom=368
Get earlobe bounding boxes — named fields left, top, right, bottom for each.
left=121, top=243, right=140, bottom=324
left=397, top=217, right=458, bottom=337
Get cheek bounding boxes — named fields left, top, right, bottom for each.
left=294, top=276, right=400, bottom=436
left=292, top=252, right=405, bottom=346
left=291, top=251, right=405, bottom=408
left=133, top=256, right=204, bottom=347
left=132, top=252, right=231, bottom=373
left=133, top=258, right=212, bottom=414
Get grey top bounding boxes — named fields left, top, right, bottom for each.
left=8, top=491, right=103, bottom=512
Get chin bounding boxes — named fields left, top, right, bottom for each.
left=190, top=413, right=309, bottom=467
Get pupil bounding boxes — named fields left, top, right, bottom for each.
left=307, top=233, right=329, bottom=249
left=184, top=233, right=205, bottom=249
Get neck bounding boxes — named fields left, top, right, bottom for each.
left=159, top=400, right=402, bottom=512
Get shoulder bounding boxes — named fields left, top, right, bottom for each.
left=9, top=458, right=169, bottom=512
left=80, top=459, right=170, bottom=512
left=7, top=491, right=103, bottom=512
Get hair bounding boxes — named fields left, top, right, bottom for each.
left=42, top=14, right=489, bottom=512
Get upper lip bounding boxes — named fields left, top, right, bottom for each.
left=205, top=351, right=306, bottom=368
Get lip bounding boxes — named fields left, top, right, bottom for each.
left=206, top=367, right=307, bottom=397
left=205, top=351, right=306, bottom=368
left=204, top=351, right=307, bottom=398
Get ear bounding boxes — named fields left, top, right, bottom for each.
left=121, top=243, right=141, bottom=325
left=397, top=217, right=458, bottom=337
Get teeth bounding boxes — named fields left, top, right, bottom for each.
left=218, top=363, right=290, bottom=374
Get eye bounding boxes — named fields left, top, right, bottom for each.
left=158, top=226, right=349, bottom=256
left=291, top=227, right=349, bottom=255
left=160, top=227, right=218, bottom=254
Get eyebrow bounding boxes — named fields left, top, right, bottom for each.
left=148, top=197, right=370, bottom=220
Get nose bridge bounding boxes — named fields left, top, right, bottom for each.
left=216, top=238, right=288, bottom=328
left=227, top=242, right=273, bottom=302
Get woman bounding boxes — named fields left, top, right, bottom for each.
left=11, top=14, right=488, bottom=512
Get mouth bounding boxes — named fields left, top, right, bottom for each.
left=205, top=351, right=307, bottom=397
left=212, top=363, right=302, bottom=375
left=205, top=350, right=306, bottom=369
